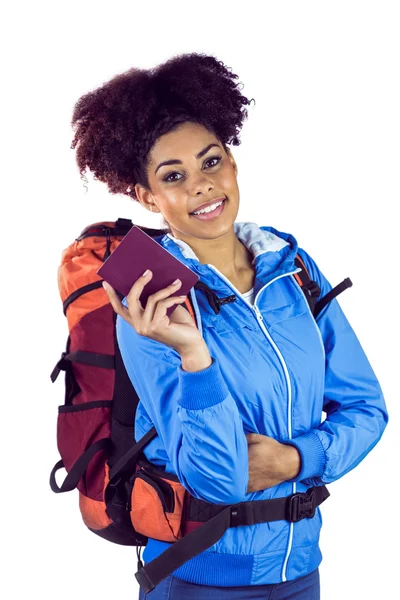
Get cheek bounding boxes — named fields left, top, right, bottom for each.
left=223, top=178, right=239, bottom=200
left=161, top=194, right=187, bottom=218
left=219, top=165, right=238, bottom=190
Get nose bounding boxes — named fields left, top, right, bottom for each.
left=190, top=172, right=215, bottom=197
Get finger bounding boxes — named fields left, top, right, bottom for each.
left=139, top=296, right=187, bottom=334
left=126, top=269, right=154, bottom=306
left=124, top=270, right=155, bottom=325
left=141, top=277, right=183, bottom=328
left=246, top=433, right=262, bottom=444
left=102, top=281, right=130, bottom=319
left=152, top=295, right=187, bottom=325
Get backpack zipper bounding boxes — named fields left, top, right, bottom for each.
left=137, top=458, right=180, bottom=482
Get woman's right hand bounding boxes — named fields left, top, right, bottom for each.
left=102, top=270, right=204, bottom=354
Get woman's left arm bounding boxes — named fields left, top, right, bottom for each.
left=284, top=247, right=389, bottom=486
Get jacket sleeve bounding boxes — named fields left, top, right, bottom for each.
left=285, top=248, right=388, bottom=487
left=116, top=311, right=249, bottom=505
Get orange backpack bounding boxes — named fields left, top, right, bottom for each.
left=50, top=218, right=341, bottom=593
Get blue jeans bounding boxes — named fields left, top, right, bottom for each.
left=138, top=568, right=320, bottom=599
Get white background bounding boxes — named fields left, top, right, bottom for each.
left=3, top=1, right=399, bottom=599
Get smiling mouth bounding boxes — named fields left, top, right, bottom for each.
left=189, top=198, right=227, bottom=221
left=190, top=198, right=226, bottom=216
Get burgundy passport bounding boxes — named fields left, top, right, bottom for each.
left=97, top=225, right=199, bottom=317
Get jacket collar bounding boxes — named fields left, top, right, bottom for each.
left=155, top=222, right=300, bottom=315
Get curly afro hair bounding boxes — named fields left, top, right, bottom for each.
left=71, top=52, right=255, bottom=220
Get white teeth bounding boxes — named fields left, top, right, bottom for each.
left=193, top=200, right=223, bottom=215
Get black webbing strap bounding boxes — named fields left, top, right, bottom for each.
left=50, top=351, right=115, bottom=382
left=294, top=256, right=353, bottom=319
left=76, top=219, right=166, bottom=241
left=49, top=437, right=112, bottom=493
left=108, top=426, right=158, bottom=483
left=294, top=255, right=321, bottom=315
left=135, top=485, right=330, bottom=594
left=63, top=281, right=104, bottom=315
left=314, top=278, right=353, bottom=319
left=76, top=219, right=134, bottom=241
left=67, top=351, right=115, bottom=369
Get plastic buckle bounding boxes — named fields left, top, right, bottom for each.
left=303, top=281, right=321, bottom=298
left=287, top=488, right=317, bottom=522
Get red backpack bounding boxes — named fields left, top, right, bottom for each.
left=50, top=218, right=348, bottom=593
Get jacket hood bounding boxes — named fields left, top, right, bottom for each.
left=156, top=222, right=300, bottom=314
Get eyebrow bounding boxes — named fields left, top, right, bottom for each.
left=154, top=143, right=221, bottom=175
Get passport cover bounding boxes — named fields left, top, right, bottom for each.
left=97, top=225, right=199, bottom=317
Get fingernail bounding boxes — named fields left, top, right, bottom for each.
left=142, top=269, right=150, bottom=277
left=102, top=281, right=108, bottom=290
left=172, top=278, right=181, bottom=284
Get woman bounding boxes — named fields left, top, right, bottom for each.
left=71, top=52, right=388, bottom=599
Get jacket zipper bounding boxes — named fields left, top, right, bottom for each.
left=207, top=265, right=301, bottom=583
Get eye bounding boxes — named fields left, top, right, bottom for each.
left=162, top=156, right=222, bottom=183
left=204, top=155, right=221, bottom=168
left=163, top=172, right=182, bottom=183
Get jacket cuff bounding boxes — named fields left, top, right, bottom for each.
left=284, top=431, right=326, bottom=482
left=178, top=356, right=230, bottom=410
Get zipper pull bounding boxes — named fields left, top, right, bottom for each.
left=254, top=305, right=264, bottom=322
left=136, top=546, right=144, bottom=571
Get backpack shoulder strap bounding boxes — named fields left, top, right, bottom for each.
left=181, top=253, right=322, bottom=321
left=294, top=254, right=322, bottom=316
left=294, top=253, right=353, bottom=319
left=183, top=297, right=197, bottom=323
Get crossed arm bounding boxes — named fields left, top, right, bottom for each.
left=246, top=248, right=388, bottom=493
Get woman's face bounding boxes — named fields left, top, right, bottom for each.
left=135, top=121, right=240, bottom=242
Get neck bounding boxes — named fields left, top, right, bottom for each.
left=170, top=226, right=253, bottom=279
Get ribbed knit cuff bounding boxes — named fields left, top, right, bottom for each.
left=284, top=430, right=326, bottom=482
left=177, top=356, right=230, bottom=410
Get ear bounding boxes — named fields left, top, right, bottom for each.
left=134, top=183, right=161, bottom=215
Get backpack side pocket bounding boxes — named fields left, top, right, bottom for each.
left=130, top=466, right=187, bottom=542
left=57, top=400, right=112, bottom=500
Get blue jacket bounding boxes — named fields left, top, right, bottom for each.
left=116, top=221, right=388, bottom=586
